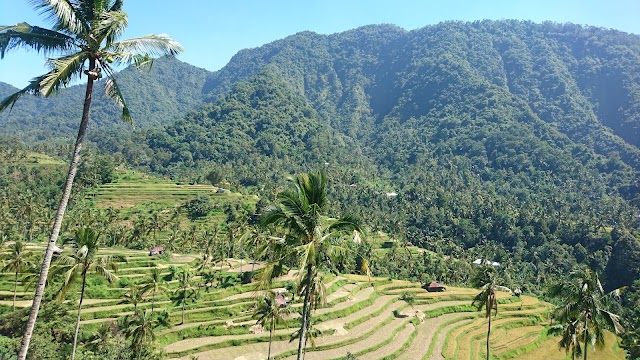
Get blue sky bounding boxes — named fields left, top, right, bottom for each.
left=1, top=0, right=639, bottom=88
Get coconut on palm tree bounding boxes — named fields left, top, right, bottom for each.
left=260, top=170, right=364, bottom=360
left=0, top=241, right=35, bottom=311
left=471, top=265, right=511, bottom=360
left=547, top=268, right=624, bottom=360
left=53, top=227, right=123, bottom=360
left=253, top=291, right=291, bottom=360
left=0, top=3, right=181, bottom=357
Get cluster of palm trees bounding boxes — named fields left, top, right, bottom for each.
left=0, top=227, right=203, bottom=359
left=470, top=265, right=624, bottom=360
left=547, top=269, right=624, bottom=360
left=0, top=241, right=37, bottom=311
left=258, top=170, right=364, bottom=360
left=0, top=1, right=182, bottom=358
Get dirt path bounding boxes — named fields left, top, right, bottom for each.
left=0, top=300, right=32, bottom=307
left=397, top=313, right=467, bottom=360
left=429, top=318, right=474, bottom=360
left=224, top=288, right=286, bottom=301
left=227, top=262, right=266, bottom=273
left=166, top=293, right=391, bottom=355
left=80, top=317, right=117, bottom=325
left=0, top=290, right=29, bottom=296
left=286, top=317, right=408, bottom=360
left=314, top=286, right=376, bottom=318
left=325, top=283, right=359, bottom=303
left=364, top=322, right=415, bottom=359
left=80, top=300, right=170, bottom=314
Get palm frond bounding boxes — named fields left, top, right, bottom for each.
left=0, top=23, right=74, bottom=58
left=29, top=0, right=87, bottom=35
left=107, top=34, right=183, bottom=65
left=40, top=52, right=87, bottom=96
left=255, top=261, right=282, bottom=290
left=0, top=75, right=46, bottom=112
left=109, top=0, right=124, bottom=12
left=326, top=214, right=362, bottom=234
left=95, top=9, right=127, bottom=46
left=55, top=263, right=81, bottom=302
left=278, top=191, right=306, bottom=218
left=103, top=68, right=132, bottom=123
left=95, top=264, right=118, bottom=283
left=260, top=206, right=287, bottom=228
left=597, top=308, right=624, bottom=334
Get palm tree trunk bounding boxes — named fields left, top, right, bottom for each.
left=151, top=288, right=156, bottom=313
left=486, top=309, right=491, bottom=360
left=18, top=60, right=96, bottom=360
left=71, top=272, right=88, bottom=360
left=296, top=265, right=313, bottom=360
left=268, top=316, right=274, bottom=360
left=583, top=327, right=588, bottom=360
left=181, top=298, right=186, bottom=324
left=218, top=256, right=224, bottom=285
left=13, top=270, right=19, bottom=311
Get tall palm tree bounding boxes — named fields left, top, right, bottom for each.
left=172, top=268, right=196, bottom=325
left=260, top=170, right=364, bottom=360
left=124, top=309, right=159, bottom=360
left=548, top=319, right=583, bottom=360
left=0, top=2, right=182, bottom=357
left=142, top=267, right=167, bottom=313
left=471, top=265, right=511, bottom=360
left=548, top=268, right=624, bottom=360
left=253, top=291, right=291, bottom=360
left=121, top=283, right=145, bottom=311
left=0, top=241, right=34, bottom=311
left=53, top=227, right=123, bottom=360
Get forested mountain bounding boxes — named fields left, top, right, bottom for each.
left=2, top=18, right=640, bottom=356
left=201, top=21, right=640, bottom=169
left=93, top=20, right=640, bottom=289
left=0, top=56, right=210, bottom=141
left=2, top=20, right=640, bottom=291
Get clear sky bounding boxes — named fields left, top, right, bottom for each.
left=1, top=0, right=639, bottom=88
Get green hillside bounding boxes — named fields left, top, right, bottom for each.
left=0, top=56, right=209, bottom=142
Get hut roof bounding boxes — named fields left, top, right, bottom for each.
left=472, top=259, right=500, bottom=267
left=428, top=282, right=445, bottom=289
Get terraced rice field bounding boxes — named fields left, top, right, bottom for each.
left=87, top=170, right=250, bottom=209
left=0, top=245, right=626, bottom=359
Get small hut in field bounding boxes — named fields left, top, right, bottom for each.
left=149, top=246, right=164, bottom=256
left=426, top=281, right=446, bottom=292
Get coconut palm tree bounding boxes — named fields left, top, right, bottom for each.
left=124, top=309, right=159, bottom=360
left=471, top=265, right=511, bottom=360
left=253, top=291, right=291, bottom=360
left=53, top=227, right=123, bottom=360
left=547, top=268, right=624, bottom=360
left=260, top=170, right=364, bottom=360
left=142, top=267, right=167, bottom=313
left=0, top=241, right=34, bottom=311
left=172, top=268, right=196, bottom=325
left=548, top=319, right=583, bottom=360
left=121, top=283, right=145, bottom=311
left=0, top=2, right=182, bottom=357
